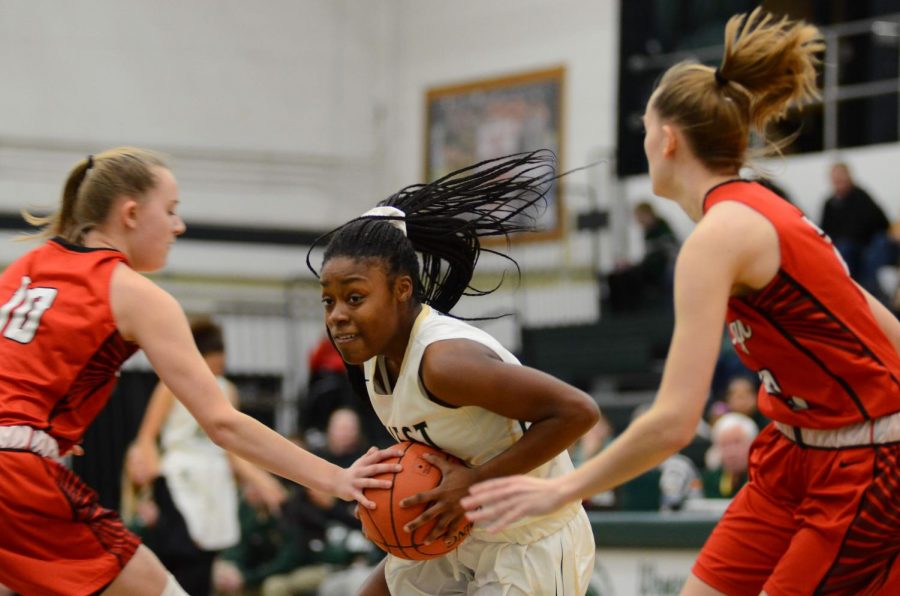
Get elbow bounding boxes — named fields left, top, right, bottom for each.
left=567, top=390, right=601, bottom=436
left=203, top=409, right=244, bottom=451
left=655, top=415, right=696, bottom=453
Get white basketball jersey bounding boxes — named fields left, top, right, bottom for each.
left=160, top=376, right=239, bottom=550
left=364, top=305, right=581, bottom=541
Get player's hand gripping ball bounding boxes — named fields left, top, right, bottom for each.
left=360, top=441, right=472, bottom=560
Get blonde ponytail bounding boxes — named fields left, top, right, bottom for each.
left=651, top=8, right=824, bottom=173
left=24, top=147, right=168, bottom=242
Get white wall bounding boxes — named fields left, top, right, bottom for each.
left=5, top=1, right=900, bottom=314
left=0, top=0, right=395, bottom=269
left=0, top=0, right=386, bottom=155
left=380, top=0, right=620, bottom=323
left=384, top=0, right=619, bottom=193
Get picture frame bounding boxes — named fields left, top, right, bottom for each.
left=424, top=66, right=566, bottom=241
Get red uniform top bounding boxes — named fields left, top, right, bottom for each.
left=0, top=238, right=137, bottom=453
left=705, top=180, right=900, bottom=429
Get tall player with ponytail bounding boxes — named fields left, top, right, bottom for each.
left=464, top=10, right=900, bottom=595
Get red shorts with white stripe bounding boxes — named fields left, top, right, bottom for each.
left=0, top=451, right=140, bottom=596
left=693, top=424, right=900, bottom=595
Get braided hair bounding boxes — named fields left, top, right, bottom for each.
left=307, top=149, right=559, bottom=314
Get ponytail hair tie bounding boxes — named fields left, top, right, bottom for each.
left=714, top=68, right=729, bottom=87
left=361, top=205, right=407, bottom=237
left=85, top=155, right=94, bottom=171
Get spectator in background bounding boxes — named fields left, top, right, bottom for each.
left=126, top=318, right=287, bottom=596
left=213, top=481, right=325, bottom=596
left=607, top=201, right=681, bottom=312
left=820, top=162, right=894, bottom=300
left=243, top=412, right=373, bottom=596
left=301, top=335, right=393, bottom=450
left=314, top=408, right=366, bottom=468
left=617, top=403, right=703, bottom=512
left=658, top=453, right=704, bottom=511
left=301, top=335, right=355, bottom=446
left=723, top=375, right=768, bottom=429
left=703, top=413, right=758, bottom=499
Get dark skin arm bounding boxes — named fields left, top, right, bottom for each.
left=399, top=338, right=600, bottom=543
left=357, top=557, right=390, bottom=596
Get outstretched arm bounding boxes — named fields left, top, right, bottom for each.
left=463, top=202, right=778, bottom=530
left=110, top=264, right=400, bottom=506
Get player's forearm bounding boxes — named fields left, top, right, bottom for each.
left=558, top=405, right=689, bottom=502
left=208, top=411, right=343, bottom=495
left=473, top=402, right=599, bottom=483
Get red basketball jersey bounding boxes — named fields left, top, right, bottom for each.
left=704, top=180, right=900, bottom=429
left=0, top=238, right=137, bottom=453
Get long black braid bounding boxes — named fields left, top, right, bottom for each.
left=306, top=149, right=559, bottom=314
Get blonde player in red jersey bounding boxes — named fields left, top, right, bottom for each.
left=464, top=9, right=900, bottom=595
left=0, top=148, right=401, bottom=596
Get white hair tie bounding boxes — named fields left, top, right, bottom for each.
left=361, top=206, right=407, bottom=237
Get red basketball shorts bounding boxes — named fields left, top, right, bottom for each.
left=0, top=451, right=140, bottom=596
left=693, top=424, right=900, bottom=595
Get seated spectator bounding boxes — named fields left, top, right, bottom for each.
left=607, top=201, right=680, bottom=312
left=240, top=414, right=373, bottom=595
left=820, top=162, right=895, bottom=301
left=213, top=482, right=328, bottom=596
left=301, top=335, right=393, bottom=450
left=314, top=407, right=366, bottom=468
left=125, top=318, right=286, bottom=596
left=706, top=400, right=730, bottom=427
left=723, top=375, right=768, bottom=430
left=301, top=335, right=356, bottom=448
left=659, top=454, right=704, bottom=512
left=703, top=413, right=758, bottom=499
left=617, top=404, right=703, bottom=511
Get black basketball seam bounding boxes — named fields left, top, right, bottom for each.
left=387, top=441, right=416, bottom=559
left=411, top=448, right=445, bottom=557
left=365, top=441, right=471, bottom=559
left=359, top=502, right=391, bottom=553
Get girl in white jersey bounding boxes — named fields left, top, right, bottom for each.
left=125, top=318, right=286, bottom=595
left=310, top=150, right=600, bottom=595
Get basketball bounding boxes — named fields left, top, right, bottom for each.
left=359, top=441, right=473, bottom=560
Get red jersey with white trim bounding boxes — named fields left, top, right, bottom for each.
left=0, top=238, right=137, bottom=453
left=704, top=180, right=900, bottom=429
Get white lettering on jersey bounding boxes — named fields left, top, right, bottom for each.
left=0, top=276, right=58, bottom=344
left=388, top=421, right=443, bottom=451
left=729, top=319, right=753, bottom=354
left=758, top=369, right=782, bottom=395
left=786, top=396, right=810, bottom=411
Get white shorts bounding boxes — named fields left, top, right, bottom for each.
left=385, top=507, right=595, bottom=595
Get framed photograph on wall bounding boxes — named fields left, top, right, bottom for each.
left=425, top=66, right=566, bottom=241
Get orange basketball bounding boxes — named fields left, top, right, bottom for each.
left=360, top=441, right=472, bottom=560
